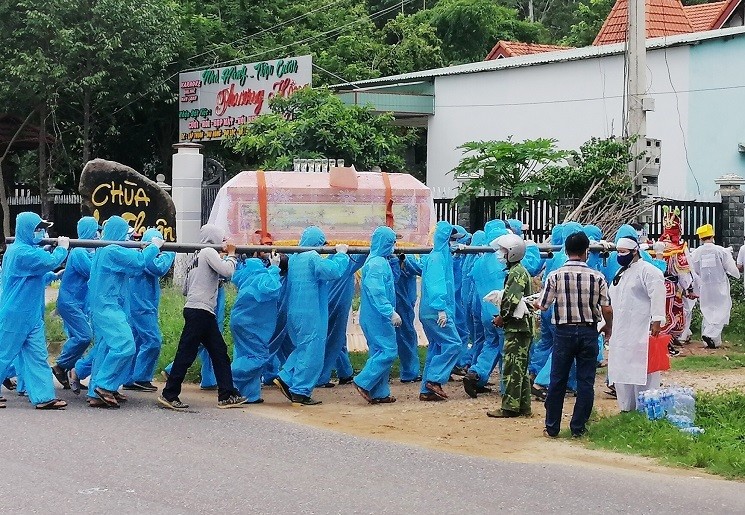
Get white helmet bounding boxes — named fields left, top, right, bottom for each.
left=491, top=233, right=526, bottom=263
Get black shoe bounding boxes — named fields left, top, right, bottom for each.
left=531, top=384, right=547, bottom=401
left=122, top=383, right=146, bottom=391
left=400, top=375, right=422, bottom=384
left=702, top=336, right=716, bottom=349
left=2, top=378, right=17, bottom=391
left=451, top=366, right=468, bottom=377
left=200, top=385, right=218, bottom=391
left=337, top=376, right=355, bottom=385
left=291, top=394, right=322, bottom=406
left=668, top=344, right=681, bottom=357
left=317, top=382, right=336, bottom=388
left=462, top=372, right=479, bottom=399
left=51, top=365, right=70, bottom=389
left=134, top=381, right=158, bottom=392
left=273, top=378, right=292, bottom=401
left=476, top=385, right=493, bottom=394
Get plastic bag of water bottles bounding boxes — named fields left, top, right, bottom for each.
left=636, top=386, right=705, bottom=435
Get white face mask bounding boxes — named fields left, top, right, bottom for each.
left=496, top=249, right=507, bottom=264
left=33, top=229, right=47, bottom=244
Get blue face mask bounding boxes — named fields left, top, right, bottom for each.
left=616, top=251, right=634, bottom=267
left=33, top=229, right=47, bottom=244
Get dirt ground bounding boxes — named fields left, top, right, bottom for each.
left=171, top=342, right=745, bottom=479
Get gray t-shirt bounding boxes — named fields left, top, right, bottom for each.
left=183, top=247, right=236, bottom=314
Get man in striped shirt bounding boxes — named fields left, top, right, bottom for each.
left=537, top=231, right=613, bottom=438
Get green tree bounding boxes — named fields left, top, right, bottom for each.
left=430, top=0, right=549, bottom=63
left=451, top=138, right=567, bottom=213
left=561, top=0, right=613, bottom=47
left=376, top=14, right=445, bottom=76
left=231, top=88, right=416, bottom=171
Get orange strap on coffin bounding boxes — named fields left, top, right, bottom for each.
left=256, top=170, right=273, bottom=244
left=382, top=172, right=394, bottom=229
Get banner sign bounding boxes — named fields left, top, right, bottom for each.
left=178, top=55, right=312, bottom=142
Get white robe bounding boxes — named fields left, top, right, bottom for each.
left=690, top=243, right=739, bottom=330
left=608, top=259, right=666, bottom=386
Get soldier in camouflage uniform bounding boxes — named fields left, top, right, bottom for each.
left=487, top=234, right=533, bottom=418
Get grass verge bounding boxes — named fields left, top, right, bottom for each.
left=587, top=389, right=745, bottom=479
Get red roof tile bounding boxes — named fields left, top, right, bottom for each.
left=485, top=41, right=573, bottom=60
left=684, top=2, right=728, bottom=31
left=593, top=0, right=694, bottom=45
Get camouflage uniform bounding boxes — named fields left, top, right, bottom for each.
left=499, top=262, right=533, bottom=415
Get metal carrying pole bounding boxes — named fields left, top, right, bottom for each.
left=4, top=237, right=616, bottom=258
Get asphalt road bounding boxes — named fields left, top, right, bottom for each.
left=2, top=390, right=744, bottom=514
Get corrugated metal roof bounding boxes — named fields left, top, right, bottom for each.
left=333, top=25, right=745, bottom=90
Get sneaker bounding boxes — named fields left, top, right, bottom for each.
left=68, top=369, right=81, bottom=395
left=134, top=381, right=158, bottom=392
left=543, top=429, right=558, bottom=439
left=160, top=370, right=170, bottom=381
left=702, top=336, right=716, bottom=349
left=51, top=365, right=70, bottom=389
left=462, top=372, right=479, bottom=399
left=217, top=395, right=248, bottom=409
left=200, top=385, right=218, bottom=391
left=291, top=394, right=322, bottom=406
left=668, top=344, right=681, bottom=357
left=157, top=395, right=188, bottom=411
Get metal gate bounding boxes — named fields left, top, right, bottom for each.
left=201, top=157, right=226, bottom=225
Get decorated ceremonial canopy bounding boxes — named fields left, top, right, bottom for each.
left=208, top=168, right=435, bottom=246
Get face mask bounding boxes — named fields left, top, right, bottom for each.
left=616, top=251, right=634, bottom=267
left=496, top=249, right=507, bottom=264
left=33, top=229, right=47, bottom=244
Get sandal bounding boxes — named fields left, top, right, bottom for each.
left=2, top=378, right=17, bottom=390
left=113, top=391, right=128, bottom=403
left=353, top=382, right=373, bottom=403
left=94, top=387, right=120, bottom=408
left=370, top=396, right=396, bottom=404
left=425, top=381, right=448, bottom=399
left=35, top=399, right=67, bottom=410
left=531, top=384, right=547, bottom=401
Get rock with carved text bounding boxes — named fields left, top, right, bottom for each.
left=79, top=159, right=177, bottom=241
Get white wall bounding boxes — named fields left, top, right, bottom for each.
left=426, top=45, right=694, bottom=199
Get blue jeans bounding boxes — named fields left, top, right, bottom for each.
left=544, top=324, right=599, bottom=437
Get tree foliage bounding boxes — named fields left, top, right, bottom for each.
left=231, top=88, right=416, bottom=171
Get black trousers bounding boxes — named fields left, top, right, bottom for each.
left=163, top=308, right=237, bottom=402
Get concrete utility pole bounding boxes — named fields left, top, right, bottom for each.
left=626, top=0, right=647, bottom=196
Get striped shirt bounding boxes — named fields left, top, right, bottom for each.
left=539, top=261, right=609, bottom=325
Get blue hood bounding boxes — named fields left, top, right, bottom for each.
left=433, top=221, right=453, bottom=252
left=507, top=219, right=523, bottom=236
left=370, top=226, right=396, bottom=258
left=486, top=225, right=509, bottom=244
left=561, top=222, right=584, bottom=243
left=142, top=228, right=163, bottom=243
left=583, top=224, right=602, bottom=242
left=454, top=225, right=471, bottom=245
left=15, top=211, right=44, bottom=245
left=77, top=216, right=99, bottom=240
left=550, top=223, right=565, bottom=246
left=101, top=216, right=130, bottom=241
left=484, top=220, right=506, bottom=238
left=614, top=224, right=637, bottom=243
left=470, top=230, right=486, bottom=247
left=299, top=226, right=326, bottom=247
left=235, top=258, right=265, bottom=288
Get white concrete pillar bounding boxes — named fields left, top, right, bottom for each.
left=171, top=143, right=203, bottom=243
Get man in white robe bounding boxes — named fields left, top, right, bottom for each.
left=607, top=236, right=666, bottom=412
left=690, top=224, right=740, bottom=348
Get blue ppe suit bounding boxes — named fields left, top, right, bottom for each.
left=419, top=221, right=462, bottom=394
left=262, top=276, right=294, bottom=384
left=279, top=226, right=350, bottom=398
left=452, top=226, right=472, bottom=367
left=462, top=231, right=486, bottom=366
left=87, top=216, right=160, bottom=396
left=583, top=224, right=606, bottom=362
left=355, top=227, right=399, bottom=400
left=0, top=212, right=68, bottom=405
left=55, top=217, right=98, bottom=370
left=127, top=228, right=175, bottom=383
left=391, top=253, right=422, bottom=381
left=230, top=258, right=282, bottom=401
left=317, top=253, right=366, bottom=386
left=468, top=226, right=509, bottom=388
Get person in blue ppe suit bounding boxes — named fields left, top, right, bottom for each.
left=353, top=227, right=401, bottom=404
left=87, top=216, right=162, bottom=407
left=51, top=216, right=99, bottom=389
left=124, top=228, right=176, bottom=391
left=274, top=226, right=350, bottom=405
left=262, top=259, right=294, bottom=385
left=418, top=221, right=464, bottom=401
left=317, top=252, right=366, bottom=388
left=583, top=224, right=608, bottom=364
left=162, top=282, right=223, bottom=389
left=462, top=223, right=509, bottom=398
left=462, top=230, right=486, bottom=368
left=0, top=212, right=69, bottom=409
left=451, top=226, right=472, bottom=375
left=230, top=254, right=283, bottom=403
left=391, top=251, right=423, bottom=382
left=508, top=219, right=544, bottom=277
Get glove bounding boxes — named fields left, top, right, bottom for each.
left=269, top=250, right=281, bottom=267
left=453, top=243, right=467, bottom=251
left=652, top=241, right=666, bottom=255
left=151, top=237, right=165, bottom=249
left=57, top=236, right=70, bottom=250
left=391, top=312, right=402, bottom=327
left=335, top=244, right=349, bottom=255
left=437, top=311, right=447, bottom=328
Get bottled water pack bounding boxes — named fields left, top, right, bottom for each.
left=636, top=386, right=705, bottom=435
